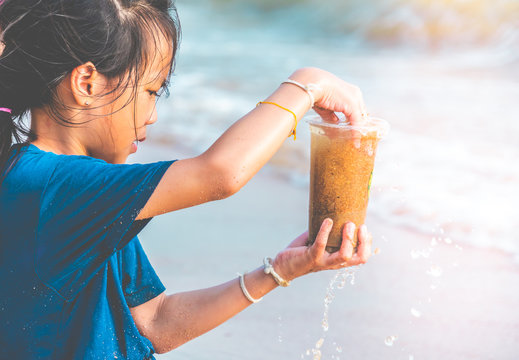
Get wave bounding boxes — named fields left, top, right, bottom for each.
left=185, top=0, right=519, bottom=49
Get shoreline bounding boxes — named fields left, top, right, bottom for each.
left=131, top=140, right=519, bottom=360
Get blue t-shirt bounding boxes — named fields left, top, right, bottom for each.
left=0, top=143, right=176, bottom=359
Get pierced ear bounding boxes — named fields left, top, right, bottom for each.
left=70, top=61, right=99, bottom=107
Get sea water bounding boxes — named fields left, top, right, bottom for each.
left=154, top=0, right=519, bottom=264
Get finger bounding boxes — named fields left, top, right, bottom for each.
left=355, top=224, right=372, bottom=264
left=310, top=218, right=333, bottom=259
left=287, top=231, right=310, bottom=248
left=328, top=222, right=355, bottom=265
left=314, top=106, right=340, bottom=124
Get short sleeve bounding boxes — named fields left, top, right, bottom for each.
left=35, top=154, right=176, bottom=301
left=119, top=237, right=166, bottom=307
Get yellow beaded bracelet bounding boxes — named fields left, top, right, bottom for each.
left=257, top=101, right=298, bottom=140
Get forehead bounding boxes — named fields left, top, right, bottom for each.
left=141, top=27, right=174, bottom=84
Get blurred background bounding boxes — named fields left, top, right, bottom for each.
left=153, top=0, right=519, bottom=261
left=138, top=0, right=519, bottom=359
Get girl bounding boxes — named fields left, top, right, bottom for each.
left=0, top=0, right=372, bottom=359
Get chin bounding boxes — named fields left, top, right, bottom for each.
left=102, top=151, right=128, bottom=165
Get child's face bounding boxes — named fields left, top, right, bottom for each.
left=90, top=35, right=172, bottom=164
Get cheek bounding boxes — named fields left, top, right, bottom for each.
left=138, top=97, right=156, bottom=121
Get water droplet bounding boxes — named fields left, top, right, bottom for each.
left=374, top=247, right=381, bottom=255
left=430, top=237, right=438, bottom=246
left=410, top=308, right=422, bottom=318
left=312, top=349, right=322, bottom=360
left=324, top=293, right=335, bottom=305
left=444, top=237, right=452, bottom=244
left=439, top=228, right=445, bottom=234
left=384, top=335, right=397, bottom=346
left=455, top=244, right=463, bottom=251
left=321, top=317, right=329, bottom=332
left=336, top=345, right=343, bottom=353
left=427, top=265, right=442, bottom=277
left=315, top=338, right=324, bottom=349
left=411, top=249, right=431, bottom=259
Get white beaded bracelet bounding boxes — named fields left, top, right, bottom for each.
left=282, top=79, right=321, bottom=107
left=263, top=257, right=290, bottom=287
left=238, top=272, right=262, bottom=303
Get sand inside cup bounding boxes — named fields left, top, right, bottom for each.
left=307, top=117, right=388, bottom=252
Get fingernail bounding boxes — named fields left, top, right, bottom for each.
left=360, top=224, right=367, bottom=236
left=346, top=222, right=355, bottom=239
left=322, top=218, right=332, bottom=229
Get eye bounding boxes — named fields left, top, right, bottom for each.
left=147, top=90, right=159, bottom=97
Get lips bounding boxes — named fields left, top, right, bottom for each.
left=134, top=136, right=146, bottom=144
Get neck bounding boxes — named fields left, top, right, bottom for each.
left=30, top=107, right=89, bottom=156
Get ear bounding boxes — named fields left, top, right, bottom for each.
left=70, top=62, right=102, bottom=107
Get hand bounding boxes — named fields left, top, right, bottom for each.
left=272, top=218, right=372, bottom=282
left=289, top=67, right=368, bottom=147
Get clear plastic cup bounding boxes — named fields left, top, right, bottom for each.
left=307, top=115, right=389, bottom=252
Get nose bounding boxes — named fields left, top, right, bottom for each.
left=146, top=107, right=158, bottom=125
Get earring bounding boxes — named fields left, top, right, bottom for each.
left=85, top=101, right=90, bottom=106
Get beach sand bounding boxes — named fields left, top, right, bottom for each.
left=131, top=142, right=519, bottom=360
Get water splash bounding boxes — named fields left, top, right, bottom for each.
left=302, top=268, right=356, bottom=359
left=277, top=315, right=283, bottom=343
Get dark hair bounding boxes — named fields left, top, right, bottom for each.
left=0, top=0, right=181, bottom=179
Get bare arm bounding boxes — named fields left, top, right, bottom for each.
left=135, top=67, right=366, bottom=220
left=130, top=221, right=373, bottom=354
left=130, top=266, right=277, bottom=353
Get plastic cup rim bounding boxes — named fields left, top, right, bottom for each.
left=305, top=115, right=390, bottom=138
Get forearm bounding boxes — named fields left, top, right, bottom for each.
left=149, top=267, right=278, bottom=353
left=202, top=69, right=317, bottom=193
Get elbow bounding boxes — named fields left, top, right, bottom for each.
left=220, top=170, right=244, bottom=199
left=150, top=329, right=196, bottom=354
left=153, top=341, right=181, bottom=355
left=147, top=328, right=186, bottom=354
left=203, top=155, right=247, bottom=200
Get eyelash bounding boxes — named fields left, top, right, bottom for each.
left=147, top=86, right=170, bottom=99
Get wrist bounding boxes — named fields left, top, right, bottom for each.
left=272, top=253, right=298, bottom=282
left=263, top=257, right=290, bottom=287
left=288, top=67, right=325, bottom=104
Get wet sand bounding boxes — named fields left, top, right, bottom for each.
left=131, top=142, right=519, bottom=360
